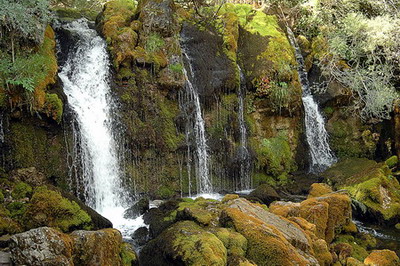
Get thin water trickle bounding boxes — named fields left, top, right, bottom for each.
left=237, top=67, right=252, bottom=190
left=181, top=51, right=213, bottom=194
left=287, top=27, right=336, bottom=173
left=58, top=19, right=144, bottom=239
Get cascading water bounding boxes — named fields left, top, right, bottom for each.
left=287, top=27, right=336, bottom=172
left=237, top=67, right=252, bottom=191
left=181, top=51, right=213, bottom=195
left=58, top=19, right=144, bottom=238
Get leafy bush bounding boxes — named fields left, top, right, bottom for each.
left=297, top=0, right=400, bottom=122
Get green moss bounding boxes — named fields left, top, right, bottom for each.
left=0, top=190, right=4, bottom=203
left=253, top=136, right=296, bottom=177
left=11, top=182, right=32, bottom=200
left=24, top=186, right=91, bottom=232
left=169, top=63, right=183, bottom=74
left=210, top=228, right=247, bottom=257
left=43, top=93, right=63, bottom=123
left=385, top=155, right=398, bottom=168
left=145, top=33, right=165, bottom=53
left=120, top=242, right=138, bottom=266
left=7, top=201, right=27, bottom=220
left=156, top=185, right=175, bottom=200
left=158, top=98, right=184, bottom=151
left=176, top=198, right=220, bottom=226
left=395, top=223, right=400, bottom=230
left=141, top=221, right=227, bottom=265
left=324, top=106, right=334, bottom=116
left=333, top=235, right=369, bottom=261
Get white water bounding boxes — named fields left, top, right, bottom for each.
left=287, top=27, right=336, bottom=172
left=59, top=19, right=144, bottom=238
left=181, top=52, right=213, bottom=194
left=237, top=67, right=252, bottom=190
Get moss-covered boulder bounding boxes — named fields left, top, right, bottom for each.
left=176, top=197, right=221, bottom=226
left=364, top=250, right=400, bottom=266
left=208, top=227, right=248, bottom=257
left=140, top=221, right=227, bottom=266
left=299, top=192, right=352, bottom=243
left=24, top=186, right=92, bottom=232
left=221, top=197, right=319, bottom=265
left=322, top=158, right=400, bottom=223
left=10, top=227, right=136, bottom=266
left=307, top=183, right=333, bottom=198
left=70, top=229, right=125, bottom=265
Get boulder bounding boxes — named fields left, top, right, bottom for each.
left=208, top=227, right=248, bottom=257
left=132, top=226, right=148, bottom=246
left=139, top=221, right=227, bottom=266
left=23, top=186, right=92, bottom=232
left=307, top=183, right=333, bottom=198
left=221, top=198, right=319, bottom=265
left=137, top=0, right=178, bottom=38
left=70, top=229, right=123, bottom=266
left=123, top=198, right=149, bottom=219
left=269, top=201, right=300, bottom=217
left=322, top=158, right=400, bottom=224
left=9, top=227, right=135, bottom=266
left=299, top=191, right=352, bottom=243
left=0, top=251, right=11, bottom=266
left=364, top=250, right=400, bottom=266
left=248, top=184, right=280, bottom=205
left=10, top=227, right=73, bottom=266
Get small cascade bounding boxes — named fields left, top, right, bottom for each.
left=181, top=51, right=213, bottom=195
left=58, top=19, right=143, bottom=238
left=287, top=27, right=336, bottom=172
left=237, top=67, right=252, bottom=190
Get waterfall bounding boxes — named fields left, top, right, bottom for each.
left=287, top=27, right=336, bottom=172
left=237, top=67, right=252, bottom=190
left=181, top=51, right=213, bottom=195
left=58, top=19, right=143, bottom=238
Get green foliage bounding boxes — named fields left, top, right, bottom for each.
left=0, top=0, right=51, bottom=40
left=145, top=33, right=165, bottom=53
left=157, top=185, right=175, bottom=200
left=7, top=201, right=27, bottom=220
left=255, top=136, right=296, bottom=177
left=0, top=191, right=3, bottom=203
left=43, top=93, right=63, bottom=123
left=11, top=182, right=32, bottom=200
left=169, top=63, right=183, bottom=74
left=298, top=0, right=400, bottom=122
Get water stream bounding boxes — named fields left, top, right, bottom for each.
left=287, top=27, right=336, bottom=172
left=58, top=19, right=144, bottom=239
left=237, top=67, right=252, bottom=190
left=181, top=51, right=213, bottom=195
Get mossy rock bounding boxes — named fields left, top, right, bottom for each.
left=323, top=158, right=400, bottom=222
left=120, top=242, right=138, bottom=266
left=385, top=155, right=398, bottom=168
left=176, top=197, right=221, bottom=226
left=307, top=183, right=333, bottom=198
left=53, top=7, right=98, bottom=21
left=333, top=235, right=369, bottom=262
left=364, top=250, right=400, bottom=265
left=209, top=227, right=248, bottom=257
left=24, top=186, right=92, bottom=232
left=140, top=220, right=227, bottom=266
left=43, top=93, right=63, bottom=123
left=221, top=206, right=314, bottom=265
